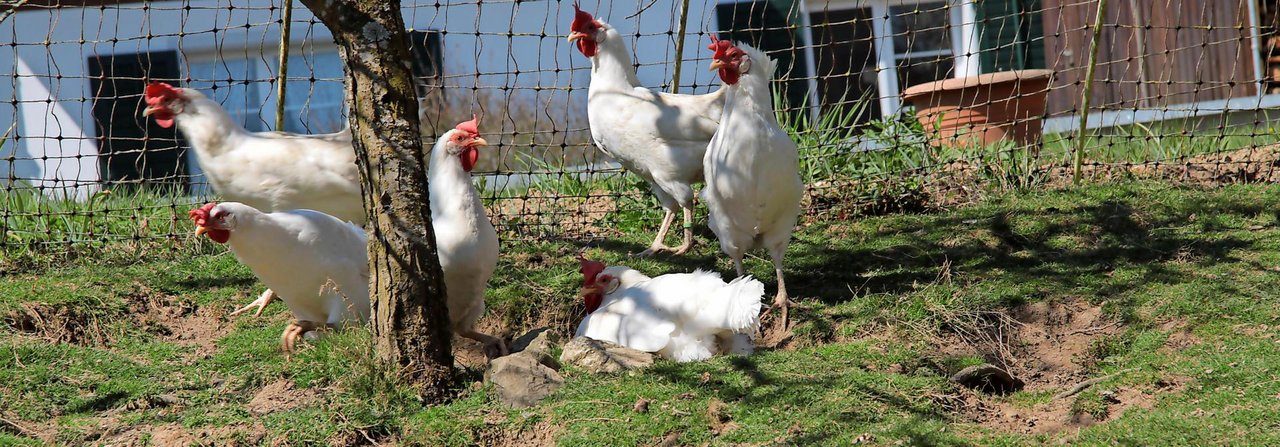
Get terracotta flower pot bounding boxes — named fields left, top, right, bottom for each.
left=901, top=69, right=1053, bottom=148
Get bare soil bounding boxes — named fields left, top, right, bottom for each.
left=246, top=380, right=321, bottom=416
left=934, top=297, right=1183, bottom=435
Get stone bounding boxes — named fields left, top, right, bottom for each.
left=558, top=336, right=655, bottom=374
left=510, top=327, right=559, bottom=370
left=949, top=363, right=1024, bottom=394
left=485, top=352, right=564, bottom=408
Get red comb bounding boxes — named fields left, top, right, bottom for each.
left=188, top=202, right=217, bottom=225
left=454, top=114, right=480, bottom=135
left=570, top=2, right=597, bottom=33
left=708, top=36, right=741, bottom=60
left=145, top=82, right=180, bottom=106
left=577, top=253, right=606, bottom=287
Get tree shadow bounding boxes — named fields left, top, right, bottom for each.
left=644, top=354, right=971, bottom=445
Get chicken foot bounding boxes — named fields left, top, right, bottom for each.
left=460, top=329, right=509, bottom=360
left=229, top=289, right=277, bottom=318
left=281, top=320, right=327, bottom=358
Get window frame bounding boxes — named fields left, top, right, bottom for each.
left=800, top=0, right=980, bottom=117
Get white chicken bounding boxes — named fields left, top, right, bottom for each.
left=700, top=39, right=804, bottom=328
left=428, top=116, right=508, bottom=358
left=568, top=5, right=725, bottom=256
left=574, top=254, right=763, bottom=362
left=187, top=202, right=369, bottom=357
left=144, top=81, right=364, bottom=318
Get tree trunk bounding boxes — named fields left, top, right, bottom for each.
left=298, top=0, right=454, bottom=400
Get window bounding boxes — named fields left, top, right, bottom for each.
left=809, top=7, right=880, bottom=123
left=185, top=49, right=345, bottom=134
left=976, top=0, right=1046, bottom=72
left=793, top=0, right=985, bottom=118
left=890, top=3, right=955, bottom=90
left=714, top=0, right=812, bottom=112
left=408, top=30, right=445, bottom=97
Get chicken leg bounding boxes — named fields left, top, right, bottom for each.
left=767, top=247, right=793, bottom=330
left=460, top=329, right=509, bottom=360
left=636, top=210, right=678, bottom=257
left=281, top=320, right=325, bottom=358
left=671, top=207, right=696, bottom=255
left=637, top=207, right=697, bottom=257
left=230, top=289, right=277, bottom=318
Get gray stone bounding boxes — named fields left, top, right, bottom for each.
left=559, top=336, right=655, bottom=374
left=949, top=363, right=1024, bottom=394
left=485, top=351, right=564, bottom=408
left=510, top=327, right=560, bottom=370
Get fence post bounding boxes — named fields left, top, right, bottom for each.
left=669, top=0, right=692, bottom=93
left=1074, top=0, right=1107, bottom=185
left=275, top=0, right=295, bottom=131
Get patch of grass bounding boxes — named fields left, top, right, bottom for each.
left=5, top=181, right=1280, bottom=445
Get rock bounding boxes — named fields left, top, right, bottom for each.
left=510, top=327, right=559, bottom=369
left=949, top=363, right=1024, bottom=394
left=485, top=352, right=564, bottom=408
left=558, top=336, right=655, bottom=374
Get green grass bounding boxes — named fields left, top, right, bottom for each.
left=5, top=181, right=1280, bottom=445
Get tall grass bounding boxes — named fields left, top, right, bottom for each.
left=0, top=185, right=212, bottom=271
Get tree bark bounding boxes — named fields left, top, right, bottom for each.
left=298, top=0, right=454, bottom=400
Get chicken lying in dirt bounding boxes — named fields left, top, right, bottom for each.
left=700, top=39, right=804, bottom=329
left=574, top=254, right=763, bottom=362
left=188, top=202, right=369, bottom=357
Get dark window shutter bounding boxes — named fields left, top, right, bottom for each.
left=87, top=50, right=187, bottom=191
left=977, top=0, right=1045, bottom=72
left=714, top=0, right=808, bottom=111
left=408, top=30, right=444, bottom=97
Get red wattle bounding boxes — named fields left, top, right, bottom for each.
left=207, top=228, right=231, bottom=244
left=461, top=147, right=479, bottom=172
left=718, top=67, right=740, bottom=85
left=577, top=40, right=598, bottom=58
left=154, top=111, right=176, bottom=128
left=584, top=292, right=603, bottom=313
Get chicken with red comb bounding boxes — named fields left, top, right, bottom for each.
left=572, top=255, right=763, bottom=362
left=427, top=117, right=507, bottom=358
left=568, top=4, right=727, bottom=257
left=701, top=40, right=804, bottom=329
left=187, top=202, right=370, bottom=358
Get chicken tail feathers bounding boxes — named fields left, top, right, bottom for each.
left=695, top=275, right=765, bottom=334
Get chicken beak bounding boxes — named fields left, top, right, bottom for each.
left=141, top=106, right=159, bottom=117
left=567, top=31, right=587, bottom=43
left=709, top=60, right=726, bottom=71
left=472, top=137, right=489, bottom=148
left=195, top=225, right=208, bottom=237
